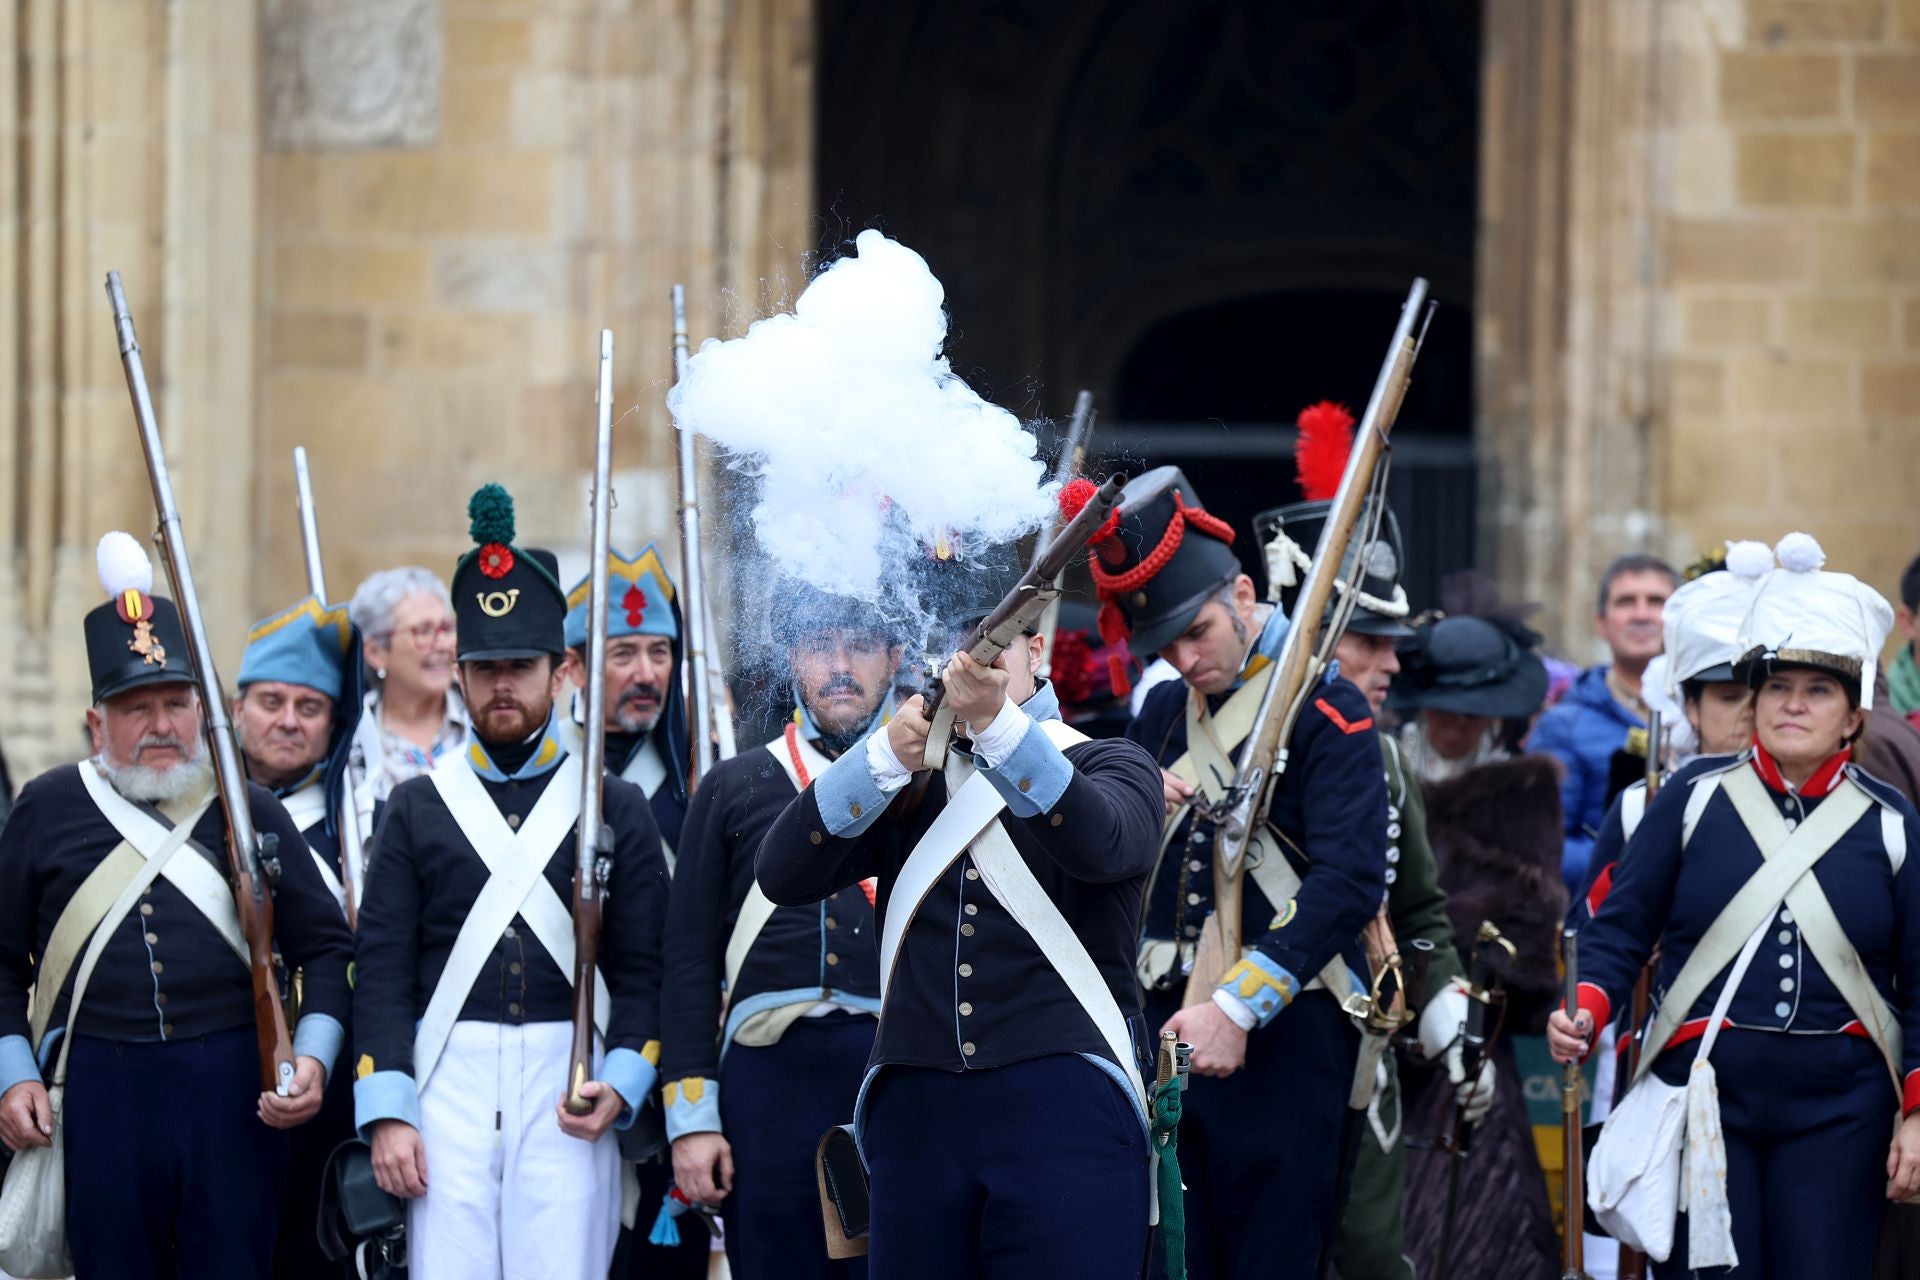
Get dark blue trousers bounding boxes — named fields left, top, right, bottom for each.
left=273, top=1039, right=355, bottom=1280
left=614, top=1154, right=712, bottom=1279
left=718, top=1011, right=875, bottom=1280
left=1144, top=989, right=1359, bottom=1280
left=863, top=1052, right=1150, bottom=1280
left=65, top=1028, right=289, bottom=1280
left=1653, top=1029, right=1894, bottom=1280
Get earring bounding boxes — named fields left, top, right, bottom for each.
left=376, top=667, right=388, bottom=681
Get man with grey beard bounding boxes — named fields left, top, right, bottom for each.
left=0, top=532, right=355, bottom=1278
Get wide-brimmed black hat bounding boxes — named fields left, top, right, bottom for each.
left=1072, top=466, right=1240, bottom=672
left=452, top=485, right=567, bottom=661
left=87, top=531, right=196, bottom=703
left=1388, top=614, right=1549, bottom=720
left=1255, top=500, right=1414, bottom=639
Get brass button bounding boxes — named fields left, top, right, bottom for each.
left=145, top=932, right=158, bottom=945
left=162, top=1023, right=173, bottom=1037
left=960, top=923, right=975, bottom=937
left=1050, top=814, right=1063, bottom=827
left=155, top=993, right=167, bottom=1006
left=150, top=961, right=164, bottom=974
left=810, top=831, right=824, bottom=846
left=139, top=903, right=154, bottom=917
left=827, top=952, right=840, bottom=966
left=1018, top=778, right=1032, bottom=794
left=510, top=962, right=523, bottom=975
left=142, top=886, right=153, bottom=897
left=965, top=867, right=979, bottom=881
left=962, top=1041, right=976, bottom=1056
left=849, top=802, right=863, bottom=818
left=964, top=904, right=978, bottom=916
left=958, top=963, right=974, bottom=977
left=507, top=814, right=522, bottom=830
left=826, top=917, right=840, bottom=930
left=508, top=1002, right=521, bottom=1016
left=959, top=1001, right=973, bottom=1016
left=1132, top=591, right=1147, bottom=608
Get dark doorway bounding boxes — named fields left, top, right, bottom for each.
left=815, top=0, right=1482, bottom=611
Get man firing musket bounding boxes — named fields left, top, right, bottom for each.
left=0, top=276, right=354, bottom=1279
left=753, top=472, right=1175, bottom=1278
left=351, top=442, right=672, bottom=1277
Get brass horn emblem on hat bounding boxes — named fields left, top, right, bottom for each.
left=477, top=589, right=520, bottom=618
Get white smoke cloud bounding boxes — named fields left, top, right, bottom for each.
left=666, top=231, right=1052, bottom=643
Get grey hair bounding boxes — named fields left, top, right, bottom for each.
left=349, top=567, right=452, bottom=640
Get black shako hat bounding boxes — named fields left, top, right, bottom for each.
left=452, top=484, right=567, bottom=661
left=87, top=531, right=196, bottom=703
left=1254, top=401, right=1414, bottom=639
left=1387, top=613, right=1549, bottom=720
left=1068, top=466, right=1240, bottom=688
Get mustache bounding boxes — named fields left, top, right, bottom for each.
left=134, top=733, right=193, bottom=757
left=618, top=684, right=663, bottom=707
left=819, top=675, right=865, bottom=698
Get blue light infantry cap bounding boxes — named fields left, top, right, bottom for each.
left=564, top=545, right=681, bottom=650
left=236, top=595, right=353, bottom=701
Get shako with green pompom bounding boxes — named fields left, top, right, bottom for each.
left=450, top=483, right=569, bottom=661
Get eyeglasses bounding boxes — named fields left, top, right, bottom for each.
left=384, top=621, right=456, bottom=647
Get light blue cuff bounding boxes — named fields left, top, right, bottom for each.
left=601, top=1046, right=659, bottom=1132
left=664, top=1076, right=723, bottom=1141
left=291, top=1013, right=345, bottom=1086
left=0, top=1034, right=41, bottom=1096
left=817, top=740, right=894, bottom=838
left=1218, top=952, right=1300, bottom=1029
left=353, top=1069, right=421, bottom=1138
left=976, top=722, right=1074, bottom=817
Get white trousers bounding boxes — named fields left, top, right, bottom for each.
left=411, top=1020, right=621, bottom=1280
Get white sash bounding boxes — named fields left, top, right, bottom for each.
left=1717, top=768, right=1899, bottom=1086
left=721, top=732, right=833, bottom=994
left=74, top=763, right=248, bottom=968
left=413, top=756, right=607, bottom=1089
left=877, top=722, right=1145, bottom=1115
left=1635, top=769, right=1874, bottom=1086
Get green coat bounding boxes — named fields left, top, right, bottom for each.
left=1333, top=734, right=1464, bottom=1280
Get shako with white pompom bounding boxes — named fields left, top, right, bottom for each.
left=84, top=529, right=195, bottom=700
left=1732, top=531, right=1898, bottom=707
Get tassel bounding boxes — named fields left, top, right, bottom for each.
left=648, top=1187, right=691, bottom=1248
left=1264, top=536, right=1299, bottom=596
left=1108, top=650, right=1133, bottom=697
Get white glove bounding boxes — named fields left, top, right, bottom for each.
left=1418, top=982, right=1499, bottom=1126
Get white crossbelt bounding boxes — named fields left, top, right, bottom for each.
left=618, top=737, right=675, bottom=872
left=31, top=778, right=217, bottom=1051
left=877, top=721, right=1146, bottom=1117
left=1634, top=769, right=1876, bottom=1087
left=278, top=781, right=346, bottom=913
left=414, top=755, right=607, bottom=1090
left=73, top=762, right=248, bottom=968
left=722, top=732, right=833, bottom=994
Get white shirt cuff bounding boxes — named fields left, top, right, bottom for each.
left=1211, top=988, right=1259, bottom=1032
left=967, top=699, right=1033, bottom=768
left=864, top=727, right=914, bottom=793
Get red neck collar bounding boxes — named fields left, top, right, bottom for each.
left=1750, top=738, right=1850, bottom=798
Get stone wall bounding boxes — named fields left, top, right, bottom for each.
left=1478, top=0, right=1920, bottom=661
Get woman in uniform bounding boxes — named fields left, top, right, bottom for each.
left=1550, top=533, right=1920, bottom=1277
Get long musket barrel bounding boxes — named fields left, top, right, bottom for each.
left=1644, top=709, right=1663, bottom=800
left=920, top=472, right=1126, bottom=770
left=671, top=285, right=720, bottom=785
left=292, top=446, right=328, bottom=603
left=1034, top=390, right=1095, bottom=680
left=566, top=329, right=617, bottom=1114
left=1190, top=279, right=1430, bottom=1001
left=1616, top=710, right=1662, bottom=1280
left=108, top=271, right=297, bottom=1096
left=1562, top=927, right=1586, bottom=1279
left=291, top=447, right=359, bottom=929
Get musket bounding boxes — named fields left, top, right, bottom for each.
left=920, top=473, right=1126, bottom=770
left=1034, top=390, right=1095, bottom=681
left=291, top=447, right=361, bottom=930
left=1184, top=279, right=1432, bottom=1006
left=1615, top=711, right=1662, bottom=1280
left=1433, top=921, right=1516, bottom=1280
left=1562, top=927, right=1588, bottom=1280
left=566, top=329, right=618, bottom=1115
left=671, top=285, right=722, bottom=785
left=108, top=271, right=296, bottom=1097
